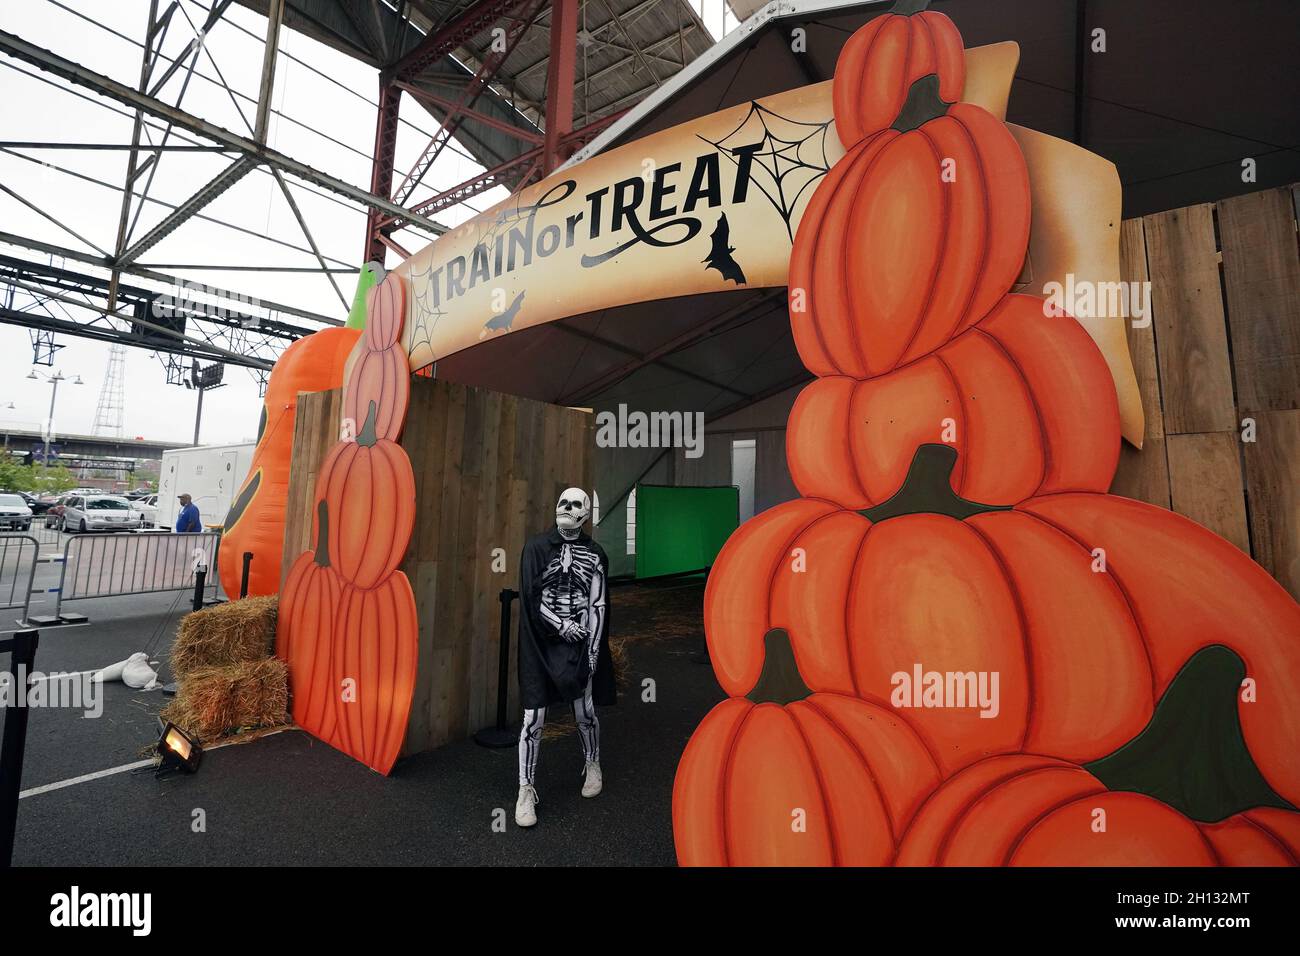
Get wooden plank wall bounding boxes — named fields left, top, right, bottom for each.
left=400, top=377, right=594, bottom=754
left=279, top=386, right=344, bottom=590
left=1111, top=184, right=1300, bottom=599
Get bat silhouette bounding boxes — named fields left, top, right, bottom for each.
left=479, top=290, right=526, bottom=339
left=703, top=212, right=747, bottom=285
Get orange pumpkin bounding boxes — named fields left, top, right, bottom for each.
left=277, top=500, right=343, bottom=741
left=674, top=632, right=939, bottom=866
left=330, top=570, right=419, bottom=775
left=705, top=445, right=1300, bottom=797
left=320, top=401, right=416, bottom=589
left=343, top=344, right=410, bottom=443
left=787, top=294, right=1121, bottom=508
left=833, top=0, right=966, bottom=147
left=789, top=75, right=1030, bottom=378
left=218, top=327, right=359, bottom=597
left=896, top=754, right=1300, bottom=866
left=362, top=273, right=406, bottom=350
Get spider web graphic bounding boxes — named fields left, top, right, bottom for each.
left=406, top=254, right=448, bottom=365
left=697, top=101, right=835, bottom=241
left=406, top=200, right=531, bottom=363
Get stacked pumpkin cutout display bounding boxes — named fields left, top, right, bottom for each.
left=277, top=275, right=419, bottom=775
left=673, top=1, right=1300, bottom=866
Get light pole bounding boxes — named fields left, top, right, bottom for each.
left=26, top=369, right=83, bottom=466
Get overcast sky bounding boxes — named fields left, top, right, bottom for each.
left=0, top=0, right=737, bottom=448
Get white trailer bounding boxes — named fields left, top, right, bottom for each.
left=156, top=442, right=256, bottom=531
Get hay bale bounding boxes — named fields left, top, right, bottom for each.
left=170, top=595, right=277, bottom=677
left=161, top=657, right=289, bottom=743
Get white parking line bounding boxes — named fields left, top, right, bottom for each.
left=19, top=760, right=156, bottom=798
left=18, top=728, right=292, bottom=799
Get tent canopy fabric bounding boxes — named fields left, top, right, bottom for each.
left=439, top=0, right=1300, bottom=419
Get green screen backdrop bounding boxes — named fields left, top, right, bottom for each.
left=634, top=484, right=739, bottom=579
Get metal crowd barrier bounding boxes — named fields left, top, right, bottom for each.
left=0, top=534, right=39, bottom=626
left=51, top=531, right=222, bottom=618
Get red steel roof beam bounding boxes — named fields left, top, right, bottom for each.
left=542, top=0, right=578, bottom=174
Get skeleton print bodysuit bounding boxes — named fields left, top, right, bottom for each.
left=538, top=540, right=606, bottom=674
left=519, top=532, right=606, bottom=786
left=515, top=488, right=614, bottom=789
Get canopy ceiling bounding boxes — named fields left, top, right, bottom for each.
left=435, top=0, right=1299, bottom=420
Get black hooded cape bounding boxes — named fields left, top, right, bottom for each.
left=517, top=528, right=616, bottom=710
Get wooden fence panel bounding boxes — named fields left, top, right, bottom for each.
left=1112, top=183, right=1300, bottom=599
left=1165, top=432, right=1250, bottom=553
left=1142, top=203, right=1237, bottom=435
left=396, top=377, right=593, bottom=754
left=1218, top=187, right=1300, bottom=415
left=1111, top=218, right=1171, bottom=507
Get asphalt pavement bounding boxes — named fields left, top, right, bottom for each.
left=5, top=568, right=720, bottom=866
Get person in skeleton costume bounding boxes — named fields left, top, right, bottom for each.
left=514, top=487, right=615, bottom=828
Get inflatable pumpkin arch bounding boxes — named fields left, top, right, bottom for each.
left=218, top=326, right=360, bottom=598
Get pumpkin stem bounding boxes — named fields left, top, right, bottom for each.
left=312, top=499, right=331, bottom=568
left=357, top=399, right=379, bottom=447
left=861, top=444, right=1009, bottom=523
left=746, top=629, right=812, bottom=705
left=890, top=0, right=932, bottom=14
left=1084, top=645, right=1295, bottom=822
left=891, top=74, right=950, bottom=132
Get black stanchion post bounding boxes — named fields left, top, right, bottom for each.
left=192, top=566, right=207, bottom=613
left=239, top=551, right=253, bottom=599
left=474, top=588, right=519, bottom=748
left=1, top=628, right=39, bottom=867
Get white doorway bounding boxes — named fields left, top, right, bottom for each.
left=731, top=439, right=756, bottom=523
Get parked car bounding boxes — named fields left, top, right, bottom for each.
left=43, top=495, right=69, bottom=529
left=18, top=494, right=55, bottom=515
left=58, top=495, right=143, bottom=533
left=130, top=494, right=159, bottom=528
left=0, top=493, right=33, bottom=531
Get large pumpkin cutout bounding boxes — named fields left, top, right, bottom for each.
left=897, top=756, right=1299, bottom=867
left=674, top=632, right=940, bottom=866
left=321, top=401, right=416, bottom=590
left=275, top=272, right=420, bottom=776
left=833, top=0, right=966, bottom=147
left=278, top=500, right=343, bottom=741
left=331, top=570, right=419, bottom=774
left=789, top=75, right=1030, bottom=378
left=786, top=294, right=1121, bottom=508
left=218, top=326, right=359, bottom=597
left=343, top=274, right=410, bottom=442
left=704, top=445, right=1300, bottom=797
left=895, top=645, right=1298, bottom=865
left=344, top=348, right=410, bottom=443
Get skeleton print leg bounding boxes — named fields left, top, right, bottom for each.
left=518, top=705, right=547, bottom=785
left=572, top=679, right=600, bottom=764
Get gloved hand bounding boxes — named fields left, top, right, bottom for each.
left=558, top=619, right=588, bottom=644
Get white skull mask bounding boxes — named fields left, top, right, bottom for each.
left=555, top=487, right=591, bottom=532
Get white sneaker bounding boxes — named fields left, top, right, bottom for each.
left=515, top=785, right=538, bottom=827
left=581, top=760, right=602, bottom=798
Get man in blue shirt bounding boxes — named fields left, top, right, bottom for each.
left=175, top=493, right=202, bottom=533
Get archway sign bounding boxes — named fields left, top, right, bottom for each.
left=394, top=41, right=1145, bottom=446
